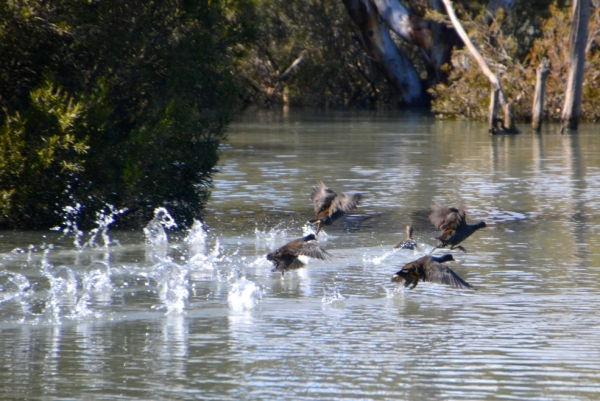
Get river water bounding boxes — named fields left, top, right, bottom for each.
left=2, top=110, right=600, bottom=400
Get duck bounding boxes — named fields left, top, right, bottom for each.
left=310, top=181, right=362, bottom=234
left=266, top=234, right=334, bottom=276
left=391, top=254, right=474, bottom=290
left=394, top=225, right=417, bottom=250
left=429, top=204, right=487, bottom=253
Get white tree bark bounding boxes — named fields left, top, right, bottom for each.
left=561, top=0, right=591, bottom=131
left=371, top=0, right=412, bottom=42
left=372, top=0, right=459, bottom=82
left=343, top=0, right=423, bottom=105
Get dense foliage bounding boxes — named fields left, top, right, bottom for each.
left=0, top=0, right=256, bottom=228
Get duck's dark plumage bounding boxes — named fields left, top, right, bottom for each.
left=266, top=234, right=334, bottom=276
left=310, top=182, right=362, bottom=234
left=394, top=225, right=417, bottom=250
left=429, top=205, right=487, bottom=253
left=391, top=254, right=474, bottom=290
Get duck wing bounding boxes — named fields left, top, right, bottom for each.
left=311, top=182, right=337, bottom=214
left=285, top=258, right=306, bottom=270
left=329, top=193, right=362, bottom=217
left=392, top=258, right=426, bottom=287
left=297, top=242, right=335, bottom=261
left=425, top=263, right=474, bottom=289
left=430, top=205, right=466, bottom=230
left=268, top=238, right=302, bottom=259
left=270, top=256, right=305, bottom=273
left=267, top=237, right=308, bottom=266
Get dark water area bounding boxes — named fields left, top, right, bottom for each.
left=2, top=110, right=600, bottom=399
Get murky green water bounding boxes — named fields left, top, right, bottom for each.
left=2, top=110, right=600, bottom=400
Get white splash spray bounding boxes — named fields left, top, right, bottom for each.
left=184, top=219, right=207, bottom=255
left=153, top=262, right=189, bottom=315
left=0, top=271, right=31, bottom=303
left=228, top=278, right=263, bottom=311
left=144, top=207, right=177, bottom=262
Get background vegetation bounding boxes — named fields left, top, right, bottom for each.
left=430, top=2, right=600, bottom=122
left=234, top=0, right=407, bottom=108
left=1, top=0, right=598, bottom=229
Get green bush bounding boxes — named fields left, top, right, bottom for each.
left=0, top=0, right=257, bottom=229
left=0, top=83, right=88, bottom=226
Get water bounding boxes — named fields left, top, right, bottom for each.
left=2, top=110, right=600, bottom=399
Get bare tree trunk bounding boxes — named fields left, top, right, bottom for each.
left=488, top=88, right=499, bottom=133
left=372, top=0, right=461, bottom=83
left=561, top=0, right=591, bottom=131
left=342, top=0, right=424, bottom=105
left=532, top=58, right=550, bottom=132
left=441, top=0, right=518, bottom=134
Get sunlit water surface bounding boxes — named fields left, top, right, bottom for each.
left=2, top=110, right=600, bottom=400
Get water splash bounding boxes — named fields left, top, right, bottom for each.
left=302, top=222, right=319, bottom=236
left=82, top=205, right=127, bottom=248
left=51, top=203, right=84, bottom=249
left=184, top=219, right=207, bottom=255
left=42, top=266, right=79, bottom=322
left=26, top=244, right=36, bottom=264
left=49, top=266, right=78, bottom=295
left=322, top=282, right=345, bottom=306
left=40, top=245, right=54, bottom=270
left=187, top=240, right=223, bottom=269
left=384, top=286, right=405, bottom=298
left=144, top=208, right=177, bottom=262
left=83, top=261, right=112, bottom=292
left=153, top=262, right=189, bottom=315
left=51, top=203, right=125, bottom=250
left=364, top=249, right=395, bottom=265
left=228, top=278, right=263, bottom=311
left=144, top=207, right=177, bottom=246
left=254, top=221, right=290, bottom=249
left=69, top=261, right=113, bottom=319
left=26, top=246, right=64, bottom=322
left=0, top=271, right=31, bottom=303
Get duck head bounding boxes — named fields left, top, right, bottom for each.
left=302, top=234, right=317, bottom=242
left=435, top=254, right=455, bottom=263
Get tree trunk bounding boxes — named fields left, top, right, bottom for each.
left=532, top=58, right=550, bottom=132
left=488, top=87, right=499, bottom=133
left=372, top=0, right=461, bottom=83
left=342, top=0, right=424, bottom=105
left=441, top=0, right=518, bottom=134
left=561, top=0, right=590, bottom=131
